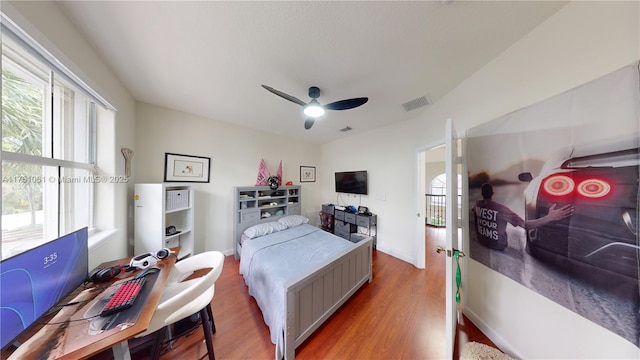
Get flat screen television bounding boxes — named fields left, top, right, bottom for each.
left=335, top=170, right=368, bottom=195
left=0, top=227, right=88, bottom=350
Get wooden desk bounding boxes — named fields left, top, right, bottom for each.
left=6, top=249, right=179, bottom=360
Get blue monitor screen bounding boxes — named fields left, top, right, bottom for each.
left=0, top=227, right=88, bottom=350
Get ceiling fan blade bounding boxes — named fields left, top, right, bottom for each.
left=304, top=118, right=315, bottom=130
left=324, top=97, right=368, bottom=111
left=261, top=85, right=307, bottom=106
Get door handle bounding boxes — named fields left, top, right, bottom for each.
left=436, top=246, right=451, bottom=257
left=436, top=246, right=465, bottom=258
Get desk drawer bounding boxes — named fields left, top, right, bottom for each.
left=344, top=213, right=356, bottom=224
left=356, top=214, right=376, bottom=227
left=335, top=220, right=357, bottom=233
left=321, top=204, right=334, bottom=214
left=287, top=204, right=301, bottom=215
left=240, top=210, right=260, bottom=222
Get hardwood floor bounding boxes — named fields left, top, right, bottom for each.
left=94, top=226, right=496, bottom=359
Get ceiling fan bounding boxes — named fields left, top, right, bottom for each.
left=261, top=85, right=368, bottom=130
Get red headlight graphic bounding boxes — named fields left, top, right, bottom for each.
left=543, top=175, right=574, bottom=196
left=577, top=179, right=611, bottom=198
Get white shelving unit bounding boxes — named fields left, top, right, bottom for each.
left=234, top=185, right=301, bottom=258
left=134, top=183, right=194, bottom=260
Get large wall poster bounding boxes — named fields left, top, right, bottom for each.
left=466, top=63, right=639, bottom=347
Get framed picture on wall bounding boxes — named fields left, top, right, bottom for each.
left=300, top=166, right=316, bottom=182
left=164, top=153, right=211, bottom=183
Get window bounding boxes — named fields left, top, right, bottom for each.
left=426, top=173, right=462, bottom=226
left=1, top=17, right=111, bottom=259
left=430, top=173, right=462, bottom=198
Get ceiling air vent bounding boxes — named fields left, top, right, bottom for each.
left=339, top=126, right=352, bottom=132
left=402, top=95, right=431, bottom=112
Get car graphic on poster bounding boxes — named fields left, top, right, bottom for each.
left=518, top=135, right=640, bottom=292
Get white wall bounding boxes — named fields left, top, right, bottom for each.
left=5, top=1, right=136, bottom=264
left=321, top=1, right=639, bottom=358
left=135, top=102, right=321, bottom=253
left=321, top=118, right=420, bottom=263
left=426, top=161, right=445, bottom=189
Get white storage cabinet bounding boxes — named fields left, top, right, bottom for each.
left=134, top=183, right=194, bottom=260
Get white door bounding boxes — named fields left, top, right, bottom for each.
left=444, top=118, right=460, bottom=359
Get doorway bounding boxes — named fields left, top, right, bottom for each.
left=415, top=141, right=449, bottom=268
left=417, top=139, right=497, bottom=358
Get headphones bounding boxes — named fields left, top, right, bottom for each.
left=88, top=248, right=173, bottom=283
left=155, top=248, right=172, bottom=259
left=129, top=254, right=158, bottom=270
left=88, top=264, right=129, bottom=283
left=129, top=248, right=173, bottom=270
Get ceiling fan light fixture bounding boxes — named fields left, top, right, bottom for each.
left=261, top=85, right=367, bottom=130
left=303, top=100, right=325, bottom=118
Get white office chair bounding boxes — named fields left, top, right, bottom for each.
left=165, top=251, right=225, bottom=334
left=166, top=250, right=218, bottom=283
left=131, top=251, right=224, bottom=360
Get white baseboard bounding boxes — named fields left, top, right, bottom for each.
left=463, top=307, right=523, bottom=359
left=375, top=245, right=416, bottom=266
left=222, top=248, right=235, bottom=257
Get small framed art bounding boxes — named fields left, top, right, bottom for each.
left=300, top=166, right=316, bottom=182
left=164, top=153, right=211, bottom=183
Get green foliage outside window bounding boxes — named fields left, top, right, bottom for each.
left=2, top=68, right=44, bottom=222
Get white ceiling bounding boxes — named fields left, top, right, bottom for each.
left=57, top=1, right=567, bottom=145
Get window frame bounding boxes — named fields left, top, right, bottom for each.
left=1, top=13, right=114, bottom=257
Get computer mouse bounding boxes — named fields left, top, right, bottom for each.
left=135, top=267, right=160, bottom=279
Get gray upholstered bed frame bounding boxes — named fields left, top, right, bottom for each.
left=235, top=215, right=373, bottom=360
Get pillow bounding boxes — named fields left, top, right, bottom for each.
left=241, top=221, right=288, bottom=242
left=278, top=215, right=309, bottom=228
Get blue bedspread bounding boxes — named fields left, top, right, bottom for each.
left=239, top=224, right=355, bottom=358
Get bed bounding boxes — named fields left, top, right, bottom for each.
left=237, top=215, right=373, bottom=360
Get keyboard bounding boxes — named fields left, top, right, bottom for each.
left=98, top=277, right=146, bottom=317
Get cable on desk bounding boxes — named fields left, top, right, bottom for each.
left=40, top=314, right=100, bottom=326
left=40, top=299, right=93, bottom=318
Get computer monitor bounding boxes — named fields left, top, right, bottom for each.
left=0, top=227, right=88, bottom=350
